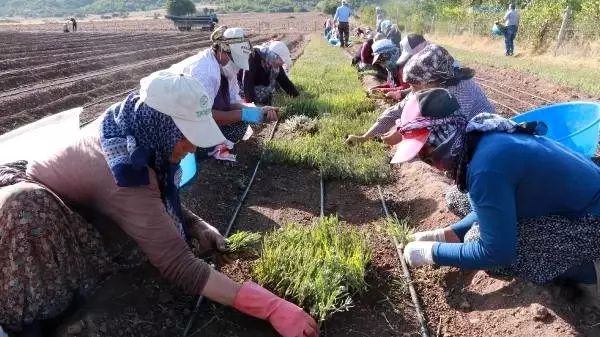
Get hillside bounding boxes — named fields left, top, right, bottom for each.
left=0, top=0, right=379, bottom=18
left=0, top=0, right=165, bottom=18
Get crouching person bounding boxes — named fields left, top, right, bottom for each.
left=170, top=26, right=280, bottom=162
left=242, top=40, right=298, bottom=106
left=0, top=71, right=319, bottom=337
left=391, top=88, right=600, bottom=304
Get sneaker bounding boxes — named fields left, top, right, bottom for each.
left=209, top=144, right=237, bottom=162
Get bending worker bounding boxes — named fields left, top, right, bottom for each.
left=242, top=40, right=299, bottom=106
left=346, top=43, right=494, bottom=145
left=0, top=70, right=319, bottom=337
left=170, top=26, right=279, bottom=161
left=388, top=87, right=600, bottom=301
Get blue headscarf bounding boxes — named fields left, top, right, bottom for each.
left=100, top=93, right=188, bottom=239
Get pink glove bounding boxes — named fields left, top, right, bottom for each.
left=233, top=281, right=319, bottom=337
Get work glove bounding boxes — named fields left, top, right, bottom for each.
left=241, top=107, right=280, bottom=123
left=404, top=241, right=435, bottom=267
left=233, top=281, right=320, bottom=337
left=412, top=228, right=446, bottom=243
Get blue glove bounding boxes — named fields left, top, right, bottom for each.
left=241, top=107, right=264, bottom=123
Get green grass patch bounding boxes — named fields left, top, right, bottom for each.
left=266, top=36, right=391, bottom=184
left=253, top=216, right=371, bottom=322
left=442, top=44, right=600, bottom=97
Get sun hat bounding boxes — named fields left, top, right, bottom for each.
left=371, top=38, right=397, bottom=64
left=396, top=33, right=429, bottom=68
left=140, top=70, right=226, bottom=148
left=267, top=41, right=293, bottom=69
left=390, top=88, right=460, bottom=164
left=211, top=26, right=252, bottom=71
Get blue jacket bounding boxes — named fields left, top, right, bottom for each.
left=433, top=132, right=600, bottom=269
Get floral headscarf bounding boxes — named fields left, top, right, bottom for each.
left=396, top=112, right=546, bottom=191
left=402, top=44, right=455, bottom=85
left=100, top=93, right=188, bottom=239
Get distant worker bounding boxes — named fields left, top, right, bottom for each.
left=502, top=3, right=520, bottom=56
left=324, top=16, right=334, bottom=40
left=333, top=0, right=353, bottom=48
left=368, top=39, right=409, bottom=97
left=376, top=6, right=385, bottom=32
left=70, top=17, right=77, bottom=32
left=242, top=40, right=299, bottom=105
left=385, top=24, right=401, bottom=47
left=379, top=19, right=392, bottom=37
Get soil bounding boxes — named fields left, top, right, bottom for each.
left=4, top=15, right=600, bottom=337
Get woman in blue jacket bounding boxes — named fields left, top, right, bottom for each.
left=388, top=87, right=600, bottom=298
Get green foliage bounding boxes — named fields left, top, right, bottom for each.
left=316, top=0, right=339, bottom=15
left=226, top=231, right=262, bottom=257
left=166, top=0, right=196, bottom=16
left=265, top=36, right=391, bottom=184
left=0, top=0, right=164, bottom=17
left=253, top=216, right=371, bottom=322
left=385, top=214, right=413, bottom=247
left=359, top=0, right=599, bottom=51
left=444, top=43, right=600, bottom=97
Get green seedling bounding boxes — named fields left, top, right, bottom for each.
left=267, top=36, right=391, bottom=184
left=226, top=231, right=262, bottom=258
left=253, top=216, right=371, bottom=322
left=385, top=213, right=414, bottom=247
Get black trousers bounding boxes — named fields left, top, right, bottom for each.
left=337, top=22, right=349, bottom=47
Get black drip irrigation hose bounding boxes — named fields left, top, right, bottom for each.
left=319, top=173, right=325, bottom=219
left=377, top=185, right=430, bottom=337
left=181, top=120, right=280, bottom=337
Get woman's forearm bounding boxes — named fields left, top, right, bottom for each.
left=201, top=268, right=242, bottom=306
left=212, top=109, right=242, bottom=125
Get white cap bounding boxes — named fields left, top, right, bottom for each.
left=268, top=41, right=292, bottom=69
left=140, top=70, right=226, bottom=148
left=223, top=27, right=251, bottom=71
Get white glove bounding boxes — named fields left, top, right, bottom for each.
left=412, top=228, right=446, bottom=242
left=404, top=241, right=435, bottom=267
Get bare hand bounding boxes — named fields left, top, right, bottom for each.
left=345, top=134, right=366, bottom=146
left=262, top=106, right=280, bottom=122
left=188, top=219, right=227, bottom=252
left=382, top=128, right=403, bottom=147
left=385, top=91, right=404, bottom=101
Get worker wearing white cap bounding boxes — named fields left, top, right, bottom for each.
left=242, top=40, right=299, bottom=105
left=3, top=70, right=318, bottom=337
left=170, top=26, right=279, bottom=161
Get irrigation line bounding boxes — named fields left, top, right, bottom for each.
left=475, top=81, right=537, bottom=110
left=475, top=77, right=555, bottom=105
left=182, top=120, right=280, bottom=337
left=377, top=185, right=430, bottom=337
left=487, top=97, right=520, bottom=116
left=319, top=173, right=325, bottom=219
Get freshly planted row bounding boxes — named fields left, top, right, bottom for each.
left=266, top=36, right=391, bottom=184
left=253, top=216, right=371, bottom=322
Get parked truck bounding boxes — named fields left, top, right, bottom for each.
left=165, top=13, right=218, bottom=32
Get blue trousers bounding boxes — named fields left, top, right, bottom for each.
left=504, top=25, right=518, bottom=55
